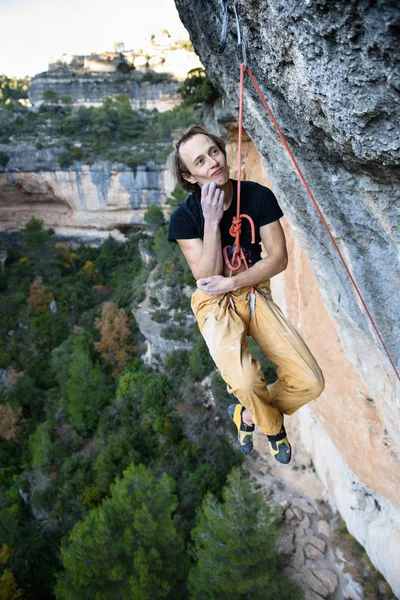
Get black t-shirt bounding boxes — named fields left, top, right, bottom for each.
left=168, top=179, right=283, bottom=265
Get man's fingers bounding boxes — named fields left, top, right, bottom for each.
left=213, top=187, right=221, bottom=201
left=201, top=183, right=210, bottom=198
left=203, top=183, right=224, bottom=204
left=197, top=277, right=210, bottom=287
left=204, top=182, right=216, bottom=200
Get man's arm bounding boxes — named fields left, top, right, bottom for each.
left=177, top=234, right=224, bottom=280
left=176, top=182, right=225, bottom=280
left=196, top=219, right=288, bottom=295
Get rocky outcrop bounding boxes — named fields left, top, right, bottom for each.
left=174, top=0, right=400, bottom=593
left=222, top=131, right=400, bottom=596
left=0, top=41, right=198, bottom=239
left=239, top=422, right=394, bottom=600
left=134, top=266, right=196, bottom=365
left=0, top=142, right=175, bottom=239
left=29, top=70, right=182, bottom=112
left=247, top=420, right=394, bottom=599
left=29, top=38, right=201, bottom=110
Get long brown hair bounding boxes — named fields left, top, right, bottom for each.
left=172, top=125, right=227, bottom=194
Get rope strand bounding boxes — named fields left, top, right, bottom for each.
left=223, top=62, right=255, bottom=275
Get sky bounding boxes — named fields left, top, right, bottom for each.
left=0, top=0, right=190, bottom=78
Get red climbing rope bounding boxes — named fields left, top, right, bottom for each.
left=238, top=63, right=399, bottom=382
left=223, top=62, right=256, bottom=275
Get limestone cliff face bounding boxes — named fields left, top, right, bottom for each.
left=134, top=266, right=195, bottom=366
left=29, top=41, right=201, bottom=110
left=174, top=0, right=400, bottom=594
left=29, top=71, right=182, bottom=112
left=0, top=142, right=174, bottom=241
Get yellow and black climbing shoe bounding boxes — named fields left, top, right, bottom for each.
left=267, top=426, right=292, bottom=464
left=228, top=403, right=254, bottom=455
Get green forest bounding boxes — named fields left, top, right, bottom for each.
left=0, top=69, right=216, bottom=168
left=0, top=215, right=303, bottom=599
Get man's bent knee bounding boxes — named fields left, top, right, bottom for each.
left=307, top=371, right=325, bottom=400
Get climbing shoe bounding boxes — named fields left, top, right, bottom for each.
left=267, top=426, right=292, bottom=464
left=228, top=403, right=254, bottom=455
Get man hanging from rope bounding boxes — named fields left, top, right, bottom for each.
left=168, top=125, right=325, bottom=464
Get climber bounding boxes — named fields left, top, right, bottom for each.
left=168, top=125, right=325, bottom=464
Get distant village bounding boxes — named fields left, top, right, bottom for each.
left=28, top=31, right=202, bottom=111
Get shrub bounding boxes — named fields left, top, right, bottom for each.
left=179, top=68, right=220, bottom=106
left=151, top=309, right=170, bottom=323
left=58, top=151, right=73, bottom=168
left=144, top=205, right=165, bottom=232
left=71, top=146, right=83, bottom=160
left=161, top=324, right=191, bottom=341
left=166, top=184, right=187, bottom=208
left=42, top=89, right=58, bottom=103
left=189, top=337, right=214, bottom=380
left=0, top=150, right=9, bottom=167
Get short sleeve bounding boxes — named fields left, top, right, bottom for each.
left=168, top=204, right=200, bottom=243
left=258, top=187, right=284, bottom=227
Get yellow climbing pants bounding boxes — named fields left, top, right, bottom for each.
left=191, top=280, right=325, bottom=435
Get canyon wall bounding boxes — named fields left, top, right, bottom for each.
left=0, top=142, right=174, bottom=242
left=29, top=42, right=201, bottom=110
left=175, top=0, right=400, bottom=595
left=29, top=71, right=182, bottom=112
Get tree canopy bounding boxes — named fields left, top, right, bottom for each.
left=55, top=463, right=186, bottom=600
left=188, top=468, right=304, bottom=600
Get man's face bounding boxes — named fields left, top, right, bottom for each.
left=179, top=134, right=229, bottom=188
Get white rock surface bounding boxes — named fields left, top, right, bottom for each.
left=297, top=405, right=400, bottom=597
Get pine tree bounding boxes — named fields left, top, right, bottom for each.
left=165, top=184, right=187, bottom=208
left=65, top=331, right=109, bottom=432
left=55, top=464, right=186, bottom=600
left=144, top=205, right=165, bottom=232
left=188, top=468, right=304, bottom=600
left=21, top=217, right=60, bottom=280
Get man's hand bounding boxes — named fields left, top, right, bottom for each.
left=201, top=182, right=225, bottom=226
left=176, top=182, right=225, bottom=281
left=196, top=275, right=233, bottom=296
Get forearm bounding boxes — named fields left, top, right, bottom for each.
left=193, top=223, right=224, bottom=279
left=196, top=220, right=289, bottom=296
left=229, top=254, right=288, bottom=291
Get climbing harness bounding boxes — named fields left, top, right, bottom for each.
left=218, top=1, right=400, bottom=381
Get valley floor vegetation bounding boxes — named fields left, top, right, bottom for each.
left=0, top=69, right=216, bottom=168
left=0, top=216, right=303, bottom=599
